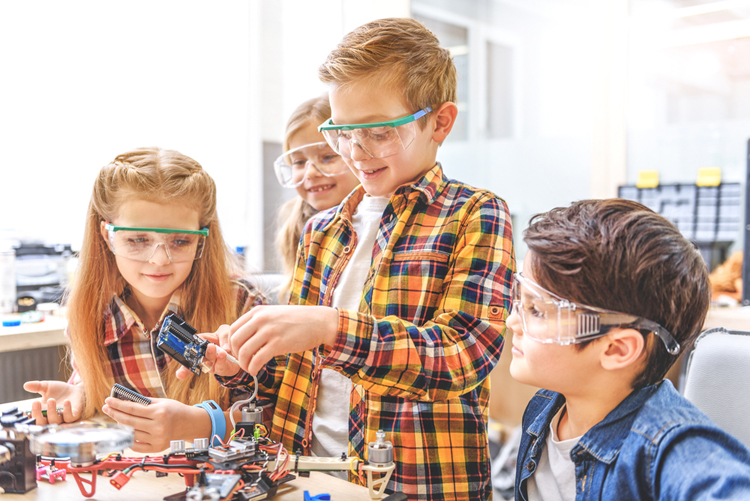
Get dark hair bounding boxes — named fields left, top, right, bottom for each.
left=524, top=198, right=710, bottom=389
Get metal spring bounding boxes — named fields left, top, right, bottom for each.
left=110, top=384, right=152, bottom=406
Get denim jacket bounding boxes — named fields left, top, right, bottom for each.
left=515, top=380, right=750, bottom=500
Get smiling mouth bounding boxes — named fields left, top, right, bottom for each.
left=361, top=166, right=386, bottom=175
left=308, top=184, right=334, bottom=193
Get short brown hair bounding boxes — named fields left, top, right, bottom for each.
left=524, top=199, right=710, bottom=389
left=318, top=17, right=456, bottom=127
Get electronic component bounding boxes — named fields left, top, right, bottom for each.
left=208, top=438, right=256, bottom=462
left=157, top=314, right=210, bottom=376
left=235, top=404, right=263, bottom=440
left=196, top=473, right=242, bottom=499
left=0, top=407, right=38, bottom=494
left=36, top=463, right=66, bottom=484
left=27, top=420, right=396, bottom=500
left=157, top=314, right=241, bottom=376
left=110, top=383, right=151, bottom=406
left=30, top=422, right=134, bottom=467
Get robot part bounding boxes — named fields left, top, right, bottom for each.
left=157, top=314, right=210, bottom=376
left=110, top=384, right=152, bottom=406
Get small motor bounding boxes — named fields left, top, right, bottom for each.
left=234, top=404, right=263, bottom=439
left=367, top=430, right=394, bottom=467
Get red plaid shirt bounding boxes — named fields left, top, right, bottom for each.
left=69, top=279, right=264, bottom=401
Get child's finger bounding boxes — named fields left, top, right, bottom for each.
left=230, top=308, right=259, bottom=337
left=30, top=400, right=48, bottom=425
left=197, top=332, right=220, bottom=345
left=104, top=396, right=148, bottom=418
left=45, top=398, right=63, bottom=425
left=212, top=345, right=241, bottom=377
left=23, top=380, right=43, bottom=395
left=216, top=324, right=232, bottom=352
left=175, top=366, right=192, bottom=380
left=61, top=400, right=76, bottom=423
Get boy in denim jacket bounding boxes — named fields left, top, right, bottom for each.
left=510, top=199, right=750, bottom=500
left=210, top=18, right=514, bottom=500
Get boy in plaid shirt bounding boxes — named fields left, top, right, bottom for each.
left=209, top=18, right=514, bottom=500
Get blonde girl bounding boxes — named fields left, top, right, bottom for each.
left=274, top=95, right=360, bottom=300
left=24, top=147, right=264, bottom=452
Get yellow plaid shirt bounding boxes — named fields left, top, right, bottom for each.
left=221, top=164, right=515, bottom=500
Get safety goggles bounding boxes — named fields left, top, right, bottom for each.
left=273, top=141, right=349, bottom=188
left=511, top=272, right=680, bottom=355
left=318, top=107, right=432, bottom=160
left=104, top=223, right=208, bottom=263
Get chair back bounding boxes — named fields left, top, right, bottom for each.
left=682, top=327, right=750, bottom=448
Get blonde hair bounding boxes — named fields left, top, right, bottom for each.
left=318, top=17, right=457, bottom=127
left=67, top=147, right=239, bottom=418
left=275, top=95, right=332, bottom=301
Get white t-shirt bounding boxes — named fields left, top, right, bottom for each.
left=527, top=406, right=580, bottom=501
left=311, top=195, right=390, bottom=478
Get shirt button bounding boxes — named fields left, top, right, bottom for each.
left=343, top=246, right=352, bottom=254
left=526, top=462, right=534, bottom=471
left=490, top=306, right=501, bottom=316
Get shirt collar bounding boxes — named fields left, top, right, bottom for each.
left=103, top=286, right=183, bottom=346
left=322, top=163, right=445, bottom=232
left=525, top=383, right=663, bottom=464
left=394, top=162, right=445, bottom=206
left=573, top=382, right=661, bottom=463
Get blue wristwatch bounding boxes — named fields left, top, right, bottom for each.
left=193, top=400, right=226, bottom=447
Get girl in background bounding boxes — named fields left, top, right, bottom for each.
left=24, top=147, right=264, bottom=451
left=274, top=95, right=359, bottom=301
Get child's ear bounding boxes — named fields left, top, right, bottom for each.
left=599, top=328, right=646, bottom=371
left=431, top=102, right=458, bottom=143
left=100, top=221, right=111, bottom=249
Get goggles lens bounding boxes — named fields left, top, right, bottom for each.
left=511, top=272, right=680, bottom=355
left=318, top=108, right=431, bottom=160
left=273, top=142, right=348, bottom=188
left=105, top=224, right=207, bottom=263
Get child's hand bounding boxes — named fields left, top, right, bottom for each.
left=23, top=380, right=84, bottom=425
left=101, top=397, right=211, bottom=453
left=229, top=305, right=339, bottom=376
left=175, top=325, right=241, bottom=380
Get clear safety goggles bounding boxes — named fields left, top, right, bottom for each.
left=104, top=223, right=208, bottom=263
left=318, top=108, right=432, bottom=160
left=273, top=141, right=349, bottom=188
left=511, top=272, right=680, bottom=355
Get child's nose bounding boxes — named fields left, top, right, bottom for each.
left=305, top=162, right=325, bottom=179
left=147, top=243, right=173, bottom=265
left=350, top=141, right=373, bottom=162
left=506, top=308, right=522, bottom=336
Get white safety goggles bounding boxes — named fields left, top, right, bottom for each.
left=512, top=272, right=680, bottom=355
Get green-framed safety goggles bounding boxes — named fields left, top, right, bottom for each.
left=104, top=223, right=209, bottom=263
left=318, top=107, right=432, bottom=160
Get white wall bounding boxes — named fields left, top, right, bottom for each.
left=412, top=0, right=622, bottom=258
left=0, top=0, right=410, bottom=271
left=0, top=1, right=253, bottom=254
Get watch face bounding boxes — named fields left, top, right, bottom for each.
left=31, top=422, right=134, bottom=465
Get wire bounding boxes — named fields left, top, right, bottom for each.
left=229, top=374, right=259, bottom=429
left=349, top=455, right=360, bottom=475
